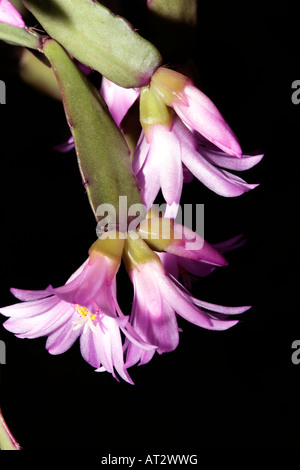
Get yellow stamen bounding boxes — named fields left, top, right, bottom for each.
left=75, top=304, right=90, bottom=318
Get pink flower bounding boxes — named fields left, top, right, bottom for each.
left=123, top=233, right=250, bottom=367
left=0, top=0, right=25, bottom=28
left=151, top=66, right=242, bottom=157
left=125, top=253, right=250, bottom=367
left=133, top=116, right=262, bottom=217
left=0, top=238, right=154, bottom=383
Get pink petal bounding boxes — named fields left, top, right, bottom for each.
left=47, top=258, right=118, bottom=316
left=46, top=318, right=81, bottom=355
left=168, top=223, right=228, bottom=266
left=173, top=84, right=242, bottom=157
left=132, top=131, right=150, bottom=175
left=92, top=318, right=133, bottom=384
left=181, top=140, right=259, bottom=197
left=192, top=298, right=251, bottom=314
left=100, top=77, right=140, bottom=127
left=54, top=136, right=75, bottom=153
left=155, top=126, right=183, bottom=213
left=80, top=324, right=102, bottom=368
left=9, top=287, right=52, bottom=302
left=159, top=273, right=239, bottom=330
left=0, top=0, right=25, bottom=28
left=126, top=265, right=179, bottom=362
left=136, top=136, right=161, bottom=212
left=201, top=147, right=264, bottom=171
left=0, top=295, right=58, bottom=318
left=13, top=303, right=74, bottom=339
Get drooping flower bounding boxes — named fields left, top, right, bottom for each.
left=133, top=85, right=262, bottom=217
left=0, top=236, right=154, bottom=383
left=0, top=220, right=251, bottom=379
left=0, top=0, right=25, bottom=28
left=151, top=66, right=242, bottom=157
left=123, top=232, right=250, bottom=367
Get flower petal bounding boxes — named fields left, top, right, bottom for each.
left=168, top=223, right=228, bottom=267
left=0, top=295, right=58, bottom=318
left=14, top=303, right=74, bottom=339
left=159, top=273, right=239, bottom=330
left=54, top=136, right=75, bottom=153
left=136, top=138, right=161, bottom=212
left=181, top=140, right=259, bottom=197
left=100, top=77, right=140, bottom=127
left=201, top=147, right=264, bottom=171
left=9, top=287, right=52, bottom=302
left=155, top=126, right=183, bottom=214
left=173, top=84, right=242, bottom=157
left=46, top=318, right=82, bottom=355
left=0, top=0, right=25, bottom=28
left=132, top=131, right=150, bottom=175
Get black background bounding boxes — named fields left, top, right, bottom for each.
left=0, top=0, right=300, bottom=454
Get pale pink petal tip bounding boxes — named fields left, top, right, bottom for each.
left=0, top=0, right=25, bottom=28
left=100, top=77, right=140, bottom=127
left=174, top=84, right=243, bottom=158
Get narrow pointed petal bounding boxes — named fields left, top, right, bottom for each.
left=80, top=325, right=101, bottom=368
left=10, top=287, right=52, bottom=302
left=0, top=296, right=58, bottom=318
left=202, top=148, right=264, bottom=171
left=46, top=319, right=82, bottom=355
left=128, top=266, right=179, bottom=358
left=170, top=223, right=228, bottom=266
left=4, top=302, right=72, bottom=338
left=109, top=320, right=134, bottom=384
left=156, top=127, right=183, bottom=212
left=159, top=273, right=239, bottom=330
left=173, top=84, right=242, bottom=157
left=192, top=298, right=251, bottom=314
left=181, top=142, right=259, bottom=197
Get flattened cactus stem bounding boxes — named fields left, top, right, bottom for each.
left=25, top=0, right=163, bottom=88
left=42, top=39, right=143, bottom=227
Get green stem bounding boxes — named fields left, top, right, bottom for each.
left=0, top=408, right=20, bottom=450
left=0, top=23, right=41, bottom=50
